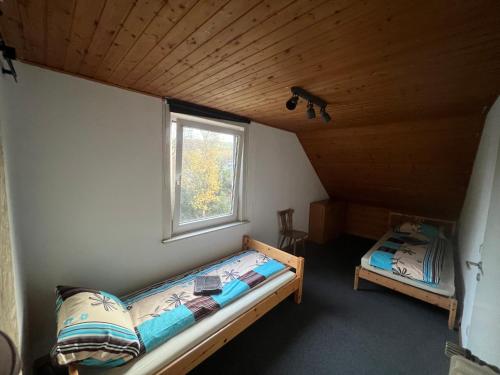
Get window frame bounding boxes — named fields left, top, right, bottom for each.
left=163, top=107, right=247, bottom=240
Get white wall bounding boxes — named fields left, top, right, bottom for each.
left=247, top=121, right=322, bottom=245
left=457, top=96, right=500, bottom=345
left=467, top=115, right=500, bottom=366
left=0, top=62, right=327, bottom=365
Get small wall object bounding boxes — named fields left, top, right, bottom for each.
left=0, top=331, right=21, bottom=375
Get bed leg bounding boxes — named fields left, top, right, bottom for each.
left=354, top=266, right=360, bottom=290
left=68, top=365, right=79, bottom=375
left=448, top=298, right=458, bottom=330
left=294, top=257, right=305, bottom=304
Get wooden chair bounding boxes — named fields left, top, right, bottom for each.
left=278, top=209, right=308, bottom=255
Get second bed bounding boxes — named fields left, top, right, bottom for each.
left=354, top=213, right=458, bottom=329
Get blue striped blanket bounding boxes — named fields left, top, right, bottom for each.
left=369, top=234, right=447, bottom=285
left=125, top=250, right=286, bottom=353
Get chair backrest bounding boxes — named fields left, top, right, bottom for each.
left=278, top=209, right=294, bottom=234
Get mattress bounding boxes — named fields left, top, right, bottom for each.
left=81, top=270, right=295, bottom=374
left=361, top=231, right=455, bottom=296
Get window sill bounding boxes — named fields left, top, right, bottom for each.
left=161, top=220, right=250, bottom=244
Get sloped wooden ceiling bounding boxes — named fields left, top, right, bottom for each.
left=1, top=0, right=499, bottom=219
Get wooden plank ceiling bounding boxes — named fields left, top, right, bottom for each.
left=1, top=0, right=499, bottom=219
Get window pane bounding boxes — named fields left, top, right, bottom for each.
left=179, top=126, right=237, bottom=224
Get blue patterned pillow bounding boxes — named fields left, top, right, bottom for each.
left=52, top=286, right=141, bottom=368
left=420, top=223, right=440, bottom=238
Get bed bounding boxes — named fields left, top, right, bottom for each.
left=67, top=235, right=304, bottom=375
left=353, top=213, right=457, bottom=330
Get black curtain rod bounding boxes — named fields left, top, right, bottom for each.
left=166, top=98, right=251, bottom=124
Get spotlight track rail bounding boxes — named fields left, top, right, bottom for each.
left=290, top=86, right=327, bottom=108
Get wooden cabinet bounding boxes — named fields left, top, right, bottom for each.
left=309, top=200, right=346, bottom=244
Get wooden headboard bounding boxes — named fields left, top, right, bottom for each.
left=388, top=212, right=456, bottom=238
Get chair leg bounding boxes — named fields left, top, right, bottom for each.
left=293, top=239, right=297, bottom=255
left=278, top=235, right=284, bottom=249
left=279, top=235, right=288, bottom=250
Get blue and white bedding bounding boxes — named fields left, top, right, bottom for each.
left=78, top=272, right=296, bottom=375
left=369, top=229, right=447, bottom=285
left=123, top=250, right=286, bottom=355
left=54, top=249, right=287, bottom=369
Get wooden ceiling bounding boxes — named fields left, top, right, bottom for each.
left=300, top=114, right=484, bottom=219
left=1, top=0, right=498, bottom=131
left=1, top=0, right=499, bottom=219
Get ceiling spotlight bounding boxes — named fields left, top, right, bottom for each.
left=285, top=87, right=330, bottom=124
left=286, top=94, right=299, bottom=110
left=306, top=101, right=316, bottom=119
left=320, top=107, right=331, bottom=123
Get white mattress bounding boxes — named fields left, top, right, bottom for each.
left=81, top=270, right=295, bottom=375
left=360, top=231, right=455, bottom=296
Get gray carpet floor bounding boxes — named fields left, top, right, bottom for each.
left=190, top=235, right=458, bottom=375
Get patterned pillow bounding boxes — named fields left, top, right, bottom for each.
left=394, top=221, right=442, bottom=239
left=420, top=223, right=440, bottom=239
left=52, top=286, right=142, bottom=368
left=394, top=221, right=420, bottom=235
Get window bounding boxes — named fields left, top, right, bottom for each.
left=165, top=113, right=246, bottom=238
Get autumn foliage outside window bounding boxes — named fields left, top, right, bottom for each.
left=180, top=127, right=237, bottom=223
left=170, top=116, right=244, bottom=235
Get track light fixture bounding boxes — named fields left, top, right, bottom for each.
left=286, top=94, right=299, bottom=110
left=320, top=106, right=331, bottom=123
left=306, top=101, right=315, bottom=119
left=285, top=86, right=331, bottom=123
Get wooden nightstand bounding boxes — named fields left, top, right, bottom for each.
left=309, top=200, right=346, bottom=244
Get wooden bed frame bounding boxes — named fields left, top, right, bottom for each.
left=353, top=212, right=458, bottom=330
left=68, top=235, right=304, bottom=375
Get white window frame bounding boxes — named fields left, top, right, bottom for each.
left=162, top=104, right=247, bottom=241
